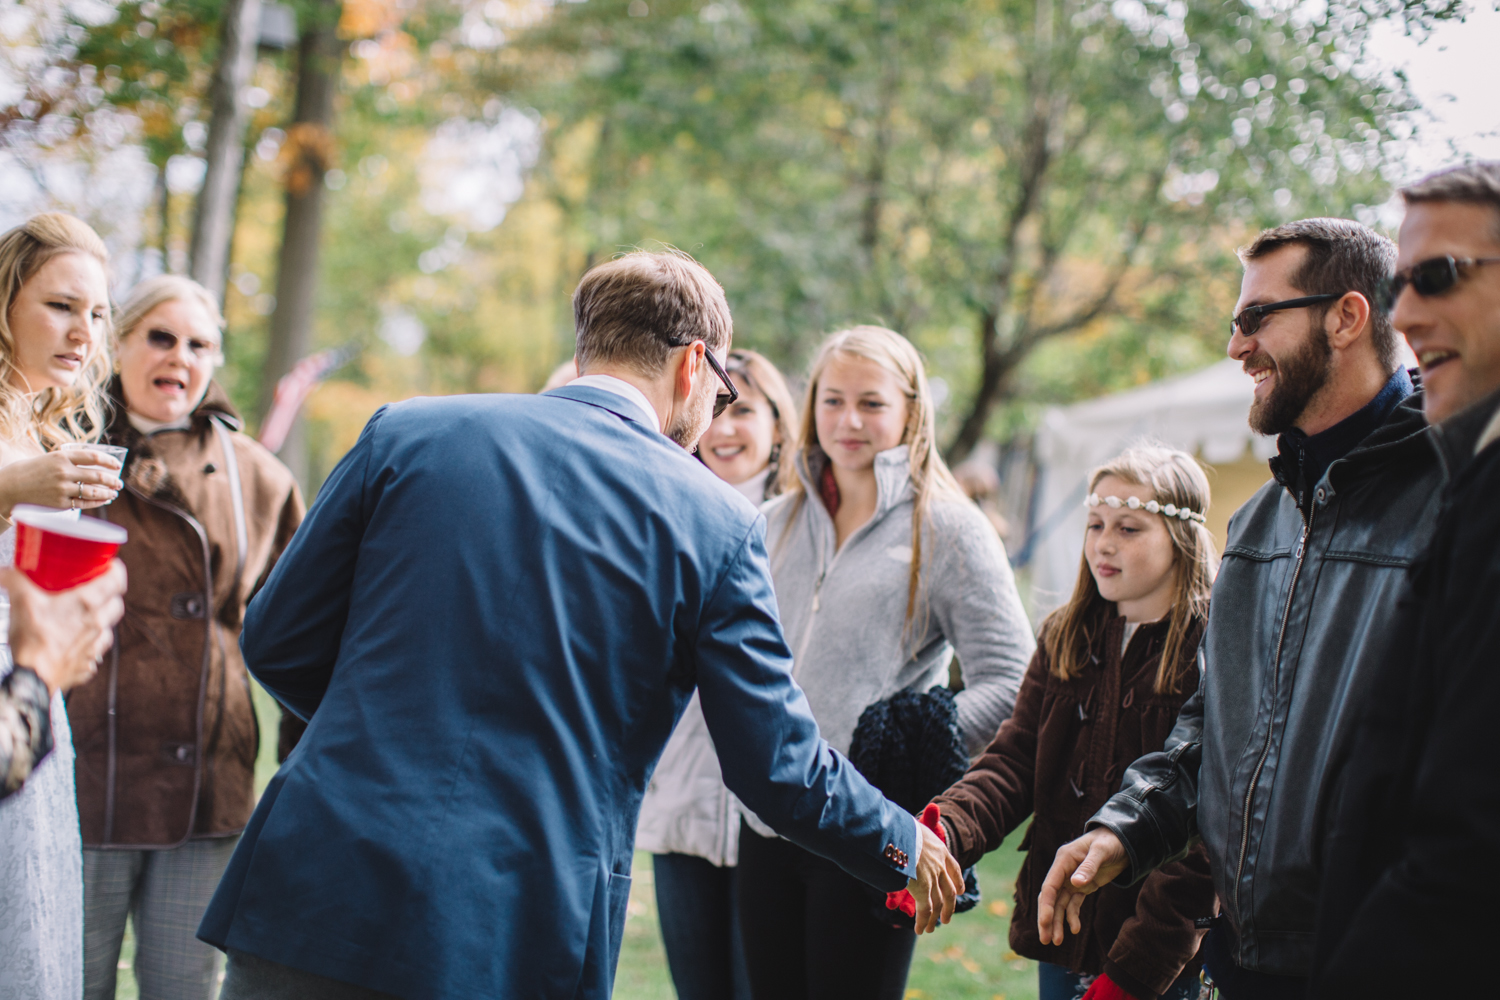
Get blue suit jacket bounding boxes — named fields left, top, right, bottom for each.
left=198, top=386, right=918, bottom=1000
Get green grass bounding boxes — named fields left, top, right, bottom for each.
left=116, top=688, right=1039, bottom=999
left=616, top=839, right=1039, bottom=1000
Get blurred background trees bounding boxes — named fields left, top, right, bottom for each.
left=0, top=0, right=1469, bottom=485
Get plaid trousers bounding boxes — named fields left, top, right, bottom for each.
left=82, top=836, right=239, bottom=1000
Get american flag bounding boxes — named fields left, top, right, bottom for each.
left=258, top=346, right=354, bottom=453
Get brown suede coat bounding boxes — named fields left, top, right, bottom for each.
left=933, top=615, right=1214, bottom=999
left=70, top=380, right=304, bottom=847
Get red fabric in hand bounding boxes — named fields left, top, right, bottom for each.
left=1079, top=973, right=1138, bottom=1000
left=885, top=803, right=945, bottom=917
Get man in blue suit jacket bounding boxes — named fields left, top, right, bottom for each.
left=200, top=252, right=961, bottom=1000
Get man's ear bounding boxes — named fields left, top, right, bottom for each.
left=1326, top=291, right=1373, bottom=352
left=673, top=341, right=704, bottom=402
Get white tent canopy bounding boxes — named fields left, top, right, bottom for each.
left=1023, top=358, right=1275, bottom=617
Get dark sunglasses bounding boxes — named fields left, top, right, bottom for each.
left=144, top=327, right=223, bottom=362
left=1377, top=255, right=1500, bottom=312
left=667, top=339, right=739, bottom=417
left=1230, top=294, right=1342, bottom=339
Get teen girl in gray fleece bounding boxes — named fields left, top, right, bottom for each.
left=736, top=326, right=1034, bottom=1000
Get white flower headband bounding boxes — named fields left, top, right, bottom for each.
left=1085, top=492, right=1207, bottom=524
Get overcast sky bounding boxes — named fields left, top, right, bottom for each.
left=1369, top=4, right=1500, bottom=182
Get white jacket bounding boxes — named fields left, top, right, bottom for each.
left=635, top=693, right=742, bottom=865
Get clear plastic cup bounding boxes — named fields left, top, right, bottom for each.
left=61, top=442, right=128, bottom=467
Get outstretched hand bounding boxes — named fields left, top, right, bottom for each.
left=908, top=814, right=964, bottom=934
left=1037, top=828, right=1129, bottom=945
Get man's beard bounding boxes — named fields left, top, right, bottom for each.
left=1247, top=319, right=1333, bottom=436
left=666, top=369, right=715, bottom=449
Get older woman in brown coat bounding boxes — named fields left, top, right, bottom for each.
left=68, top=275, right=304, bottom=1000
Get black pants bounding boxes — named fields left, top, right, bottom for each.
left=653, top=853, right=752, bottom=1000
left=1202, top=922, right=1308, bottom=1000
left=735, top=822, right=917, bottom=1000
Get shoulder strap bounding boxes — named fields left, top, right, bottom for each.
left=211, top=416, right=248, bottom=594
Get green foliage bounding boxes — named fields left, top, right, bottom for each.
left=515, top=0, right=1445, bottom=453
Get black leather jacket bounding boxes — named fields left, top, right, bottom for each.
left=1088, top=391, right=1444, bottom=977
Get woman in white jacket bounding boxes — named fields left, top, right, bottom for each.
left=737, top=326, right=1034, bottom=1000
left=636, top=349, right=798, bottom=1000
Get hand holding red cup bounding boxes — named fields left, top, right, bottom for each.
left=12, top=504, right=128, bottom=591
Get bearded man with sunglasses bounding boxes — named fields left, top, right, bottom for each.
left=1311, top=164, right=1500, bottom=997
left=197, top=250, right=962, bottom=1000
left=1037, top=218, right=1445, bottom=1000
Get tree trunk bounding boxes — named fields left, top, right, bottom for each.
left=155, top=167, right=170, bottom=267
left=188, top=0, right=262, bottom=302
left=257, top=0, right=340, bottom=486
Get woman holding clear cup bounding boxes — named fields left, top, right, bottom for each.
left=68, top=275, right=305, bottom=1000
left=0, top=213, right=123, bottom=999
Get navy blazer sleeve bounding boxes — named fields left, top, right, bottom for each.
left=240, top=406, right=385, bottom=720
left=694, top=519, right=918, bottom=893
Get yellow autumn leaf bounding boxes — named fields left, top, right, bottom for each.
left=988, top=899, right=1009, bottom=916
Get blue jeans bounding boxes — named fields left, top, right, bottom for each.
left=652, top=853, right=752, bottom=1000
left=1039, top=961, right=1202, bottom=1000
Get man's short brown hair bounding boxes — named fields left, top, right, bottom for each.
left=572, top=251, right=732, bottom=376
left=1401, top=161, right=1500, bottom=243
left=1239, top=217, right=1400, bottom=372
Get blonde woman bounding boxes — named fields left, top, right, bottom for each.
left=0, top=213, right=123, bottom=1000
left=737, top=326, right=1034, bottom=999
left=637, top=348, right=797, bottom=1000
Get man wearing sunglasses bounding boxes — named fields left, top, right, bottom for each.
left=1038, top=218, right=1446, bottom=999
left=1313, top=164, right=1500, bottom=996
left=198, top=250, right=962, bottom=1000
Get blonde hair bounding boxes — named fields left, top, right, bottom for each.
left=0, top=213, right=112, bottom=449
left=724, top=349, right=798, bottom=498
left=114, top=274, right=225, bottom=352
left=1043, top=444, right=1217, bottom=694
left=785, top=325, right=964, bottom=627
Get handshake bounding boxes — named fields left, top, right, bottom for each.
left=895, top=803, right=966, bottom=935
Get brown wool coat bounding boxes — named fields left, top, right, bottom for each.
left=69, top=380, right=304, bottom=847
left=933, top=615, right=1214, bottom=1000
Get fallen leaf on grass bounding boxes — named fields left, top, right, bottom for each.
left=988, top=900, right=1009, bottom=917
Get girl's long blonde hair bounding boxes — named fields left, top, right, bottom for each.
left=1043, top=444, right=1216, bottom=694
left=0, top=214, right=112, bottom=449
left=783, top=325, right=964, bottom=627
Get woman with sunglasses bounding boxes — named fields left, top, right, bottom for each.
left=70, top=275, right=305, bottom=1000
left=636, top=349, right=798, bottom=1000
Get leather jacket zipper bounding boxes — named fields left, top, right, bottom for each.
left=1233, top=508, right=1314, bottom=921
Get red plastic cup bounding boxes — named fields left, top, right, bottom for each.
left=12, top=504, right=127, bottom=591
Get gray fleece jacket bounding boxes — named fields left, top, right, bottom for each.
left=765, top=447, right=1034, bottom=759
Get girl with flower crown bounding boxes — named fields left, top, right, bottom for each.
left=930, top=444, right=1219, bottom=1000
